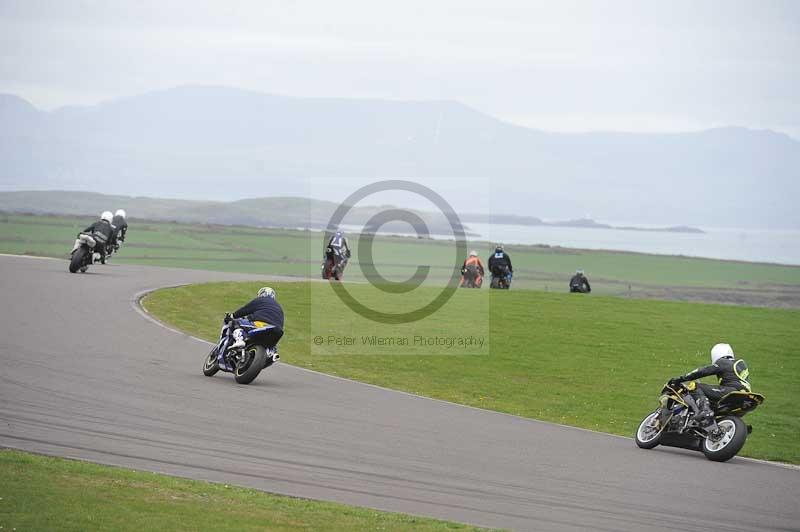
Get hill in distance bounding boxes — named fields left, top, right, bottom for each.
left=1, top=86, right=798, bottom=229
left=0, top=190, right=703, bottom=235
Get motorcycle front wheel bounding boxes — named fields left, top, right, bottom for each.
left=635, top=411, right=664, bottom=449
left=202, top=345, right=220, bottom=376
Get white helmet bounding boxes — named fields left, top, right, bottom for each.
left=101, top=211, right=113, bottom=223
left=711, top=343, right=735, bottom=364
left=257, top=286, right=276, bottom=299
left=469, top=250, right=478, bottom=257
left=115, top=209, right=126, bottom=219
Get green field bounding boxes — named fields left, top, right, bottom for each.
left=144, top=281, right=800, bottom=464
left=0, top=450, right=489, bottom=532
left=3, top=212, right=800, bottom=307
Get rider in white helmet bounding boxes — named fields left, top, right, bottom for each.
left=667, top=343, right=752, bottom=428
left=108, top=208, right=128, bottom=254
left=225, top=287, right=284, bottom=358
left=460, top=250, right=485, bottom=287
left=72, top=211, right=115, bottom=264
left=570, top=269, right=591, bottom=293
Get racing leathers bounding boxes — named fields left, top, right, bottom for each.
left=109, top=214, right=128, bottom=249
left=670, top=358, right=751, bottom=427
left=488, top=250, right=513, bottom=278
left=73, top=219, right=114, bottom=263
left=570, top=273, right=591, bottom=293
left=228, top=296, right=285, bottom=352
left=461, top=255, right=485, bottom=286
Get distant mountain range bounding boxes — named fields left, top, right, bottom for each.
left=1, top=85, right=798, bottom=228
left=0, top=190, right=703, bottom=235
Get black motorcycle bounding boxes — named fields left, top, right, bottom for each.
left=321, top=246, right=348, bottom=281
left=69, top=233, right=98, bottom=273
left=203, top=318, right=281, bottom=384
left=635, top=380, right=764, bottom=462
left=570, top=280, right=590, bottom=293
left=490, top=264, right=511, bottom=289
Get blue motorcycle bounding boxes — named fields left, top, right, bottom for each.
left=203, top=318, right=280, bottom=384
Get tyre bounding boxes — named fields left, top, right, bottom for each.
left=490, top=277, right=500, bottom=289
left=202, top=345, right=220, bottom=376
left=635, top=411, right=664, bottom=449
left=234, top=344, right=267, bottom=384
left=702, top=416, right=747, bottom=462
left=69, top=247, right=87, bottom=273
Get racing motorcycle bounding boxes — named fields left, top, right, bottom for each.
left=202, top=318, right=281, bottom=384
left=460, top=264, right=483, bottom=288
left=490, top=264, right=511, bottom=289
left=69, top=233, right=98, bottom=273
left=321, top=246, right=348, bottom=281
left=570, top=280, right=590, bottom=293
left=635, top=380, right=764, bottom=462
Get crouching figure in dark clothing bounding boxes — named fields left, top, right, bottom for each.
left=227, top=286, right=284, bottom=355
left=204, top=287, right=284, bottom=384
left=569, top=269, right=591, bottom=293
left=71, top=210, right=114, bottom=264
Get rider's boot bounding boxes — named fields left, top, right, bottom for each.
left=230, top=328, right=246, bottom=349
left=696, top=397, right=717, bottom=429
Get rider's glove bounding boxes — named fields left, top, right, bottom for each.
left=667, top=377, right=683, bottom=387
left=224, top=313, right=234, bottom=324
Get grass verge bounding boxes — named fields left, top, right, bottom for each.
left=143, top=281, right=800, bottom=464
left=0, top=449, right=491, bottom=532
left=3, top=212, right=800, bottom=306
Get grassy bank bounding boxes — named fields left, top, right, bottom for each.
left=0, top=450, right=489, bottom=531
left=3, top=212, right=800, bottom=307
left=144, top=281, right=800, bottom=463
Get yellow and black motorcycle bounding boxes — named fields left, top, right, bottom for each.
left=635, top=381, right=764, bottom=462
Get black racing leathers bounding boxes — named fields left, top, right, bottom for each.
left=675, top=358, right=751, bottom=402
left=82, top=220, right=113, bottom=246
left=232, top=297, right=285, bottom=330
left=570, top=274, right=591, bottom=293
left=327, top=235, right=351, bottom=259
left=110, top=215, right=128, bottom=245
left=488, top=251, right=512, bottom=275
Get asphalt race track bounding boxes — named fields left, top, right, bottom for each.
left=1, top=254, right=798, bottom=531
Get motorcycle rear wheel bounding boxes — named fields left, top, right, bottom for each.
left=702, top=416, right=747, bottom=462
left=69, top=247, right=87, bottom=273
left=234, top=345, right=267, bottom=384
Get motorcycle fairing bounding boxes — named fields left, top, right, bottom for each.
left=714, top=391, right=764, bottom=416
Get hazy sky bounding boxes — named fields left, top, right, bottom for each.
left=1, top=1, right=799, bottom=137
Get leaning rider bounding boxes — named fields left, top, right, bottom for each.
left=108, top=208, right=128, bottom=252
left=487, top=244, right=513, bottom=281
left=570, top=269, right=591, bottom=293
left=461, top=250, right=485, bottom=284
left=72, top=210, right=114, bottom=264
left=226, top=287, right=285, bottom=359
left=325, top=229, right=351, bottom=268
left=667, top=343, right=751, bottom=429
